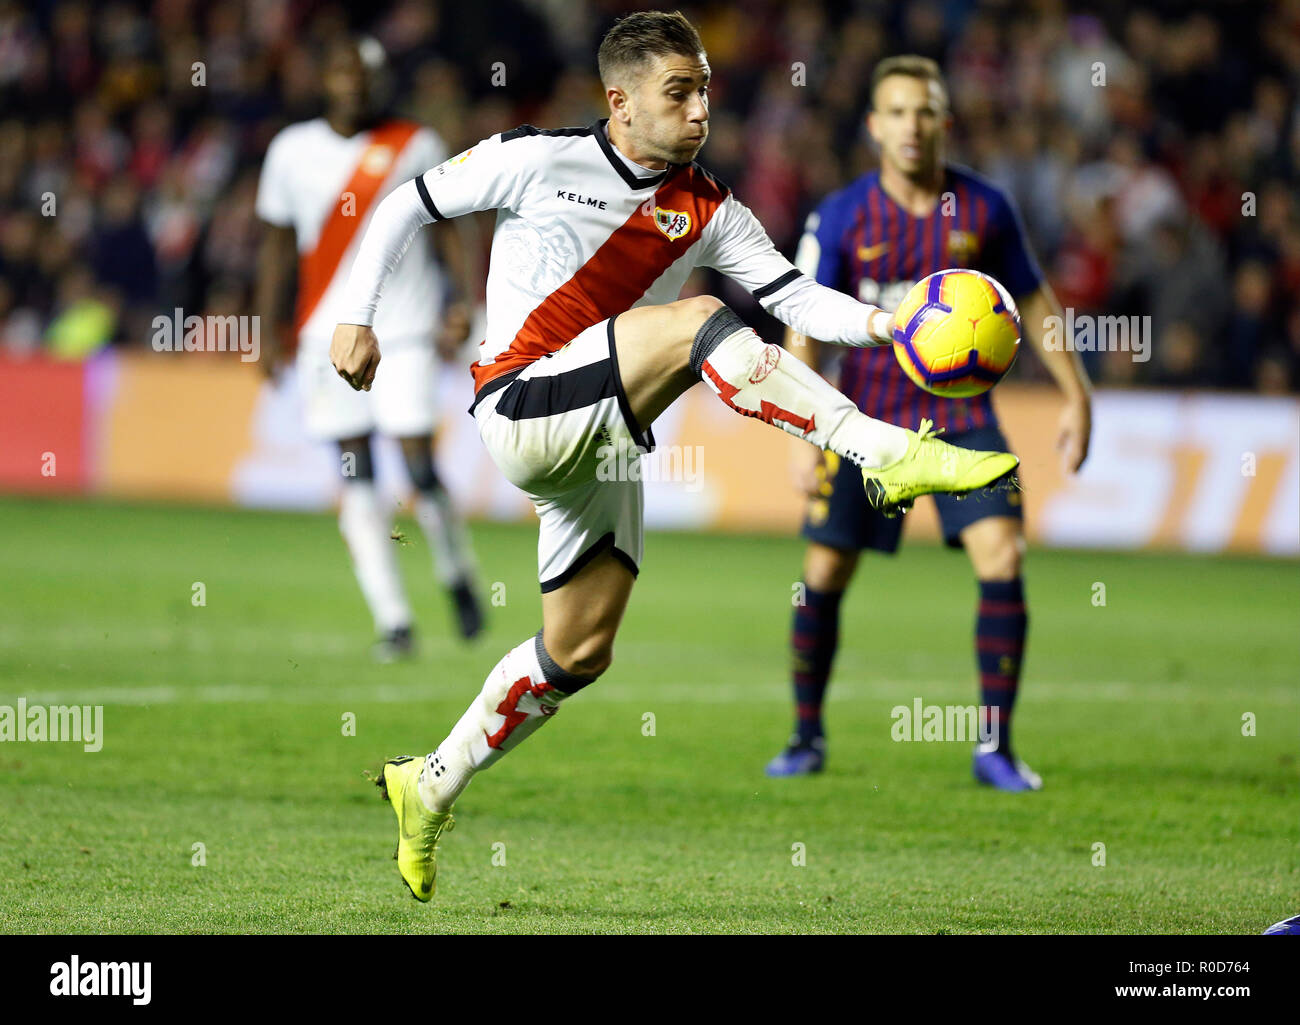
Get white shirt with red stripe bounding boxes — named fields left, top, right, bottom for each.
left=256, top=117, right=448, bottom=352
left=340, top=118, right=887, bottom=394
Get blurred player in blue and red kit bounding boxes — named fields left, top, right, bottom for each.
left=766, top=56, right=1093, bottom=790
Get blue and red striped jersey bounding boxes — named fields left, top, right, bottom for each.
left=794, top=165, right=1043, bottom=433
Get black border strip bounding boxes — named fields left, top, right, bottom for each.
left=495, top=360, right=618, bottom=420
left=540, top=531, right=615, bottom=593
left=591, top=118, right=669, bottom=191
left=501, top=124, right=593, bottom=143
left=752, top=268, right=804, bottom=301
left=467, top=367, right=524, bottom=415
left=606, top=317, right=654, bottom=454
left=414, top=173, right=443, bottom=221
left=609, top=546, right=639, bottom=578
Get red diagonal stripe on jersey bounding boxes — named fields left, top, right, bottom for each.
left=700, top=359, right=816, bottom=436
left=471, top=165, right=729, bottom=391
left=294, top=120, right=420, bottom=339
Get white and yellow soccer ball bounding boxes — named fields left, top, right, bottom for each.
left=891, top=269, right=1021, bottom=398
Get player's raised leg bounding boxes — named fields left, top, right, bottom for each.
left=378, top=553, right=631, bottom=900
left=336, top=434, right=415, bottom=661
left=397, top=434, right=484, bottom=640
left=962, top=515, right=1041, bottom=791
left=613, top=296, right=1019, bottom=513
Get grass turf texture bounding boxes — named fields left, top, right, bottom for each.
left=0, top=495, right=1295, bottom=934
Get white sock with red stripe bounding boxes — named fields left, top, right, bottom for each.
left=690, top=307, right=909, bottom=468
left=338, top=481, right=412, bottom=633
left=417, top=631, right=592, bottom=812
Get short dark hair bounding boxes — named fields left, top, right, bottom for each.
left=597, top=10, right=705, bottom=86
left=870, top=55, right=948, bottom=108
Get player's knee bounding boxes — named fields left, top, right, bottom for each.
left=674, top=295, right=725, bottom=341
left=557, top=635, right=614, bottom=681
left=338, top=436, right=374, bottom=482
left=977, top=538, right=1022, bottom=581
left=400, top=441, right=440, bottom=493
left=804, top=544, right=858, bottom=592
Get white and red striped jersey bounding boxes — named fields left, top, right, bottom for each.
left=342, top=119, right=888, bottom=396
left=256, top=117, right=448, bottom=351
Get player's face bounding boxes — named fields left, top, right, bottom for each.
left=323, top=45, right=369, bottom=122
left=868, top=75, right=949, bottom=180
left=622, top=53, right=711, bottom=165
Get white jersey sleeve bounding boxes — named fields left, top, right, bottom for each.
left=338, top=131, right=537, bottom=326
left=410, top=126, right=449, bottom=178
left=416, top=131, right=538, bottom=219
left=696, top=194, right=890, bottom=347
left=254, top=127, right=295, bottom=227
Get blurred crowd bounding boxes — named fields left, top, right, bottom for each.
left=0, top=0, right=1297, bottom=392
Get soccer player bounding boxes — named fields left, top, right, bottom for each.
left=764, top=56, right=1092, bottom=790
left=255, top=36, right=484, bottom=659
left=330, top=12, right=1020, bottom=900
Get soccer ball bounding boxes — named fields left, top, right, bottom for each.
left=891, top=269, right=1021, bottom=398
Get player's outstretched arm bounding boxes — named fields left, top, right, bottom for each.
left=773, top=277, right=893, bottom=347
left=254, top=221, right=296, bottom=378
left=1017, top=283, right=1093, bottom=473
left=332, top=177, right=439, bottom=389
left=332, top=132, right=531, bottom=389
left=700, top=196, right=893, bottom=348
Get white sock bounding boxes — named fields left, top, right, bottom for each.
left=692, top=310, right=910, bottom=468
left=414, top=486, right=477, bottom=587
left=338, top=481, right=411, bottom=633
left=418, top=631, right=587, bottom=812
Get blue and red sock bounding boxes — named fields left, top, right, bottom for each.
left=790, top=585, right=843, bottom=746
left=975, top=577, right=1027, bottom=755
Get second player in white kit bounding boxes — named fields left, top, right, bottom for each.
left=255, top=36, right=484, bottom=656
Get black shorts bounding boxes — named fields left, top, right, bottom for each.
left=801, top=424, right=1023, bottom=554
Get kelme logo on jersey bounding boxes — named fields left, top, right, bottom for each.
left=654, top=206, right=692, bottom=240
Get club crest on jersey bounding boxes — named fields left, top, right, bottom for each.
left=654, top=206, right=692, bottom=240
left=947, top=230, right=980, bottom=263
left=360, top=144, right=395, bottom=177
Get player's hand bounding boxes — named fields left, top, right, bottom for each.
left=435, top=302, right=472, bottom=360
left=1057, top=394, right=1091, bottom=474
left=792, top=444, right=827, bottom=498
left=331, top=323, right=381, bottom=391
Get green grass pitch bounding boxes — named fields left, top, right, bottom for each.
left=0, top=495, right=1295, bottom=934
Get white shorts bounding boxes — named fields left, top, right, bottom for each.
left=297, top=340, right=438, bottom=441
left=472, top=319, right=653, bottom=592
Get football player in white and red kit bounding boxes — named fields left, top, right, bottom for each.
left=330, top=12, right=1019, bottom=900
left=255, top=36, right=483, bottom=658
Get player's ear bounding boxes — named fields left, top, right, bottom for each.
left=866, top=111, right=880, bottom=145
left=607, top=84, right=631, bottom=124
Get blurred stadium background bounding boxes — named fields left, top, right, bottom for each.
left=0, top=0, right=1297, bottom=553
